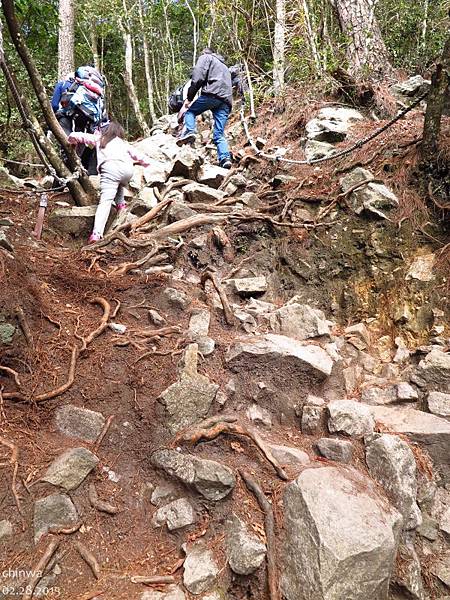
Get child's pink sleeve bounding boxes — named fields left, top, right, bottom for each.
left=67, top=131, right=99, bottom=147
left=128, top=146, right=151, bottom=167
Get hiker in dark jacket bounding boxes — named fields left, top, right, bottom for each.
left=177, top=48, right=233, bottom=169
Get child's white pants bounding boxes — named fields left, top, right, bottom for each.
left=93, top=160, right=134, bottom=237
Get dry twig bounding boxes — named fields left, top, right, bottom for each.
left=93, top=415, right=115, bottom=453
left=0, top=365, right=21, bottom=387
left=130, top=575, right=176, bottom=585
left=201, top=271, right=235, bottom=326
left=75, top=541, right=101, bottom=579
left=14, top=306, right=33, bottom=345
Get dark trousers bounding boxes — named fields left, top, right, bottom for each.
left=57, top=113, right=98, bottom=175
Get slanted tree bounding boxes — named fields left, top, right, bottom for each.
left=330, top=0, right=393, bottom=78
left=57, top=0, right=75, bottom=79
left=421, top=34, right=450, bottom=163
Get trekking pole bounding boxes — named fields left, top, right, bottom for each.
left=33, top=192, right=48, bottom=240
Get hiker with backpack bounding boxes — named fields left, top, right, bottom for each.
left=54, top=65, right=107, bottom=175
left=67, top=120, right=151, bottom=243
left=176, top=48, right=233, bottom=169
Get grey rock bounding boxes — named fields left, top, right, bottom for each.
left=197, top=336, right=215, bottom=356
left=246, top=403, right=272, bottom=427
left=163, top=287, right=189, bottom=310
left=304, top=139, right=336, bottom=161
left=141, top=585, right=186, bottom=600
left=0, top=520, right=12, bottom=541
left=345, top=174, right=398, bottom=219
left=148, top=309, right=167, bottom=327
left=171, top=147, right=202, bottom=179
left=366, top=434, right=420, bottom=529
left=159, top=344, right=218, bottom=433
left=183, top=182, right=225, bottom=204
left=344, top=322, right=370, bottom=346
left=34, top=493, right=78, bottom=543
left=239, top=192, right=260, bottom=208
left=282, top=466, right=402, bottom=600
left=151, top=482, right=177, bottom=506
left=428, top=392, right=450, bottom=418
left=440, top=506, right=450, bottom=536
left=143, top=160, right=171, bottom=185
left=390, top=76, right=430, bottom=99
left=368, top=405, right=450, bottom=482
left=406, top=254, right=435, bottom=282
left=394, top=541, right=425, bottom=600
left=301, top=404, right=325, bottom=435
left=198, top=164, right=228, bottom=189
left=183, top=543, right=219, bottom=594
left=152, top=498, right=196, bottom=530
left=432, top=555, right=450, bottom=588
left=168, top=201, right=197, bottom=222
left=269, top=303, right=330, bottom=340
left=328, top=400, right=375, bottom=438
left=361, top=386, right=397, bottom=405
left=306, top=107, right=364, bottom=143
left=0, top=166, right=23, bottom=189
left=231, top=276, right=267, bottom=296
left=42, top=447, right=98, bottom=491
left=412, top=349, right=450, bottom=392
left=316, top=438, right=353, bottom=463
left=134, top=133, right=180, bottom=162
left=227, top=514, right=266, bottom=575
left=397, top=383, right=419, bottom=402
left=189, top=309, right=210, bottom=338
left=0, top=229, right=14, bottom=252
left=0, top=322, right=15, bottom=345
left=226, top=334, right=333, bottom=380
left=417, top=513, right=439, bottom=540
left=55, top=405, right=105, bottom=442
left=152, top=449, right=235, bottom=501
left=49, top=205, right=98, bottom=236
left=268, top=444, right=309, bottom=466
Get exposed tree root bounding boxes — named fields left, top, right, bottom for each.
left=175, top=417, right=288, bottom=480
left=22, top=538, right=60, bottom=600
left=240, top=470, right=281, bottom=600
left=75, top=541, right=101, bottom=579
left=130, top=575, right=176, bottom=585
left=0, top=365, right=21, bottom=387
left=108, top=249, right=169, bottom=277
left=48, top=521, right=82, bottom=535
left=316, top=176, right=374, bottom=222
left=93, top=415, right=115, bottom=454
left=80, top=297, right=113, bottom=351
left=201, top=271, right=235, bottom=326
left=88, top=482, right=120, bottom=514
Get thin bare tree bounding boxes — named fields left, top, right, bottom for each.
left=57, top=0, right=75, bottom=79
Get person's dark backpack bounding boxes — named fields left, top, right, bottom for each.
left=168, top=83, right=186, bottom=114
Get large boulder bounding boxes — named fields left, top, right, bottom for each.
left=151, top=449, right=235, bottom=501
left=427, top=392, right=450, bottom=418
left=226, top=514, right=266, bottom=575
left=304, top=140, right=336, bottom=162
left=269, top=303, right=331, bottom=340
left=159, top=344, right=219, bottom=433
left=411, top=349, right=450, bottom=393
left=134, top=133, right=179, bottom=162
left=48, top=205, right=97, bottom=236
left=366, top=434, right=421, bottom=530
left=390, top=76, right=430, bottom=101
left=327, top=400, right=375, bottom=438
left=369, top=405, right=450, bottom=482
left=306, top=107, right=364, bottom=143
left=183, top=182, right=225, bottom=204
left=226, top=334, right=333, bottom=381
left=282, top=466, right=402, bottom=600
left=198, top=164, right=229, bottom=189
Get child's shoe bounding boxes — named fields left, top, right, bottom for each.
left=116, top=202, right=127, bottom=212
left=88, top=232, right=102, bottom=244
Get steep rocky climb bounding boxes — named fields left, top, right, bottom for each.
left=0, top=88, right=449, bottom=600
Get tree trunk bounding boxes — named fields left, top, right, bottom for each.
left=331, top=0, right=393, bottom=79
left=57, top=0, right=75, bottom=79
left=138, top=0, right=156, bottom=125
left=1, top=0, right=95, bottom=203
left=301, top=0, right=321, bottom=75
left=421, top=35, right=450, bottom=162
left=273, top=0, right=285, bottom=94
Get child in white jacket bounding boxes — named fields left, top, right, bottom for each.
left=68, top=121, right=151, bottom=243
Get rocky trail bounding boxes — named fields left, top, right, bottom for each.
left=0, top=84, right=449, bottom=600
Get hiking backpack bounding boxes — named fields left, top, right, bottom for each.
left=168, top=82, right=187, bottom=114
left=60, top=66, right=105, bottom=125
